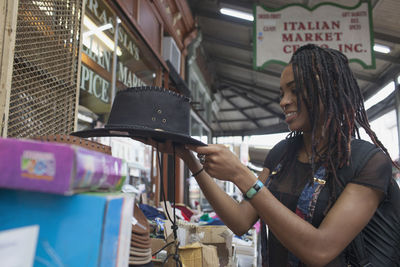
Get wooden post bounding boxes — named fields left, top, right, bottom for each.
left=0, top=0, right=19, bottom=137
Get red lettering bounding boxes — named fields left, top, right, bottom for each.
left=332, top=21, right=340, bottom=29
left=355, top=43, right=363, bottom=52
left=338, top=43, right=364, bottom=53
left=283, top=45, right=291, bottom=54
left=285, top=22, right=296, bottom=31
left=322, top=21, right=330, bottom=30
left=282, top=33, right=293, bottom=42
left=315, top=33, right=323, bottom=41
left=325, top=32, right=333, bottom=41
left=283, top=45, right=300, bottom=54
left=349, top=24, right=361, bottom=30
left=305, top=33, right=313, bottom=41
left=334, top=32, right=343, bottom=41
left=298, top=22, right=306, bottom=30
left=294, top=34, right=303, bottom=42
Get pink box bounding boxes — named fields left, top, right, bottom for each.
left=0, top=137, right=126, bottom=195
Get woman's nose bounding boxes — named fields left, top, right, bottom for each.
left=280, top=94, right=293, bottom=111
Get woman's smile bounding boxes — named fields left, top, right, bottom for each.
left=284, top=111, right=298, bottom=123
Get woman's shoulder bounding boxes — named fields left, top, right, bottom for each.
left=349, top=139, right=389, bottom=169
left=345, top=138, right=393, bottom=194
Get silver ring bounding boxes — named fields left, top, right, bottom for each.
left=197, top=154, right=206, bottom=165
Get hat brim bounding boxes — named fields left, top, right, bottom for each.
left=131, top=239, right=151, bottom=249
left=71, top=126, right=207, bottom=146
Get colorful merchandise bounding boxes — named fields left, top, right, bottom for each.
left=0, top=137, right=127, bottom=195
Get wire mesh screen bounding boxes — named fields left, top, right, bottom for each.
left=7, top=0, right=83, bottom=137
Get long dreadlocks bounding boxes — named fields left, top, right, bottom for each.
left=284, top=44, right=395, bottom=207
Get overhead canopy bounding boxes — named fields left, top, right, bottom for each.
left=187, top=0, right=400, bottom=137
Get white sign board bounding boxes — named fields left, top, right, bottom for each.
left=0, top=225, right=39, bottom=267
left=254, top=1, right=375, bottom=69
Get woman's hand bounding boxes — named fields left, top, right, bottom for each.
left=186, top=144, right=250, bottom=182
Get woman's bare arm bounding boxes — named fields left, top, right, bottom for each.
left=190, top=144, right=383, bottom=266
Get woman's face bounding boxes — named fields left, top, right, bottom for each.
left=279, top=64, right=311, bottom=132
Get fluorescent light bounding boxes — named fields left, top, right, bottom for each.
left=83, top=16, right=122, bottom=56
left=220, top=7, right=254, bottom=21
left=373, top=44, right=391, bottom=54
left=78, top=113, right=93, bottom=123
left=364, top=81, right=395, bottom=110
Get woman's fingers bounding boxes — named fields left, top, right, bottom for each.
left=186, top=144, right=225, bottom=155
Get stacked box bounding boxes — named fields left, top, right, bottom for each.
left=0, top=189, right=133, bottom=267
left=0, top=137, right=127, bottom=195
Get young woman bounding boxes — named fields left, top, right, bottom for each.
left=148, top=44, right=399, bottom=266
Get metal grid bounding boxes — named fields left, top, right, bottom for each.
left=7, top=0, right=82, bottom=137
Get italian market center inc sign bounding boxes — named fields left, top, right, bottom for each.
left=254, top=1, right=375, bottom=70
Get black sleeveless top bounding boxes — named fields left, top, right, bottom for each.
left=262, top=138, right=393, bottom=266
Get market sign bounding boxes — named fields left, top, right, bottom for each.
left=253, top=1, right=375, bottom=69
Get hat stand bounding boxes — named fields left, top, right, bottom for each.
left=155, top=143, right=182, bottom=267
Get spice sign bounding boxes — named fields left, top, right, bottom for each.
left=254, top=1, right=375, bottom=69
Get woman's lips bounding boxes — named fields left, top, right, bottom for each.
left=285, top=111, right=297, bottom=123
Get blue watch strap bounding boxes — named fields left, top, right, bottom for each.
left=244, top=179, right=264, bottom=200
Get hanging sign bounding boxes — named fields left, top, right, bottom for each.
left=254, top=1, right=375, bottom=69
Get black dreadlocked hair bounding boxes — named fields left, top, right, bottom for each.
left=281, top=44, right=396, bottom=209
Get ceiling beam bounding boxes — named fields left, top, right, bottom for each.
left=218, top=75, right=280, bottom=96
left=367, top=91, right=395, bottom=122
left=211, top=111, right=224, bottom=132
left=211, top=54, right=282, bottom=79
left=213, top=114, right=276, bottom=123
left=220, top=81, right=277, bottom=102
left=375, top=53, right=400, bottom=65
left=220, top=105, right=259, bottom=112
left=363, top=65, right=400, bottom=100
left=219, top=90, right=260, bottom=127
left=374, top=32, right=400, bottom=45
left=203, top=33, right=252, bottom=51
left=227, top=87, right=284, bottom=119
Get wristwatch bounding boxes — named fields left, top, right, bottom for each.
left=243, top=180, right=264, bottom=200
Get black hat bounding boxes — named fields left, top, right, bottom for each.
left=72, top=86, right=206, bottom=146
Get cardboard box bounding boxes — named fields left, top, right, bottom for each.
left=151, top=237, right=168, bottom=255
left=195, top=226, right=234, bottom=267
left=0, top=137, right=127, bottom=195
left=180, top=243, right=219, bottom=267
left=163, top=242, right=219, bottom=267
left=0, top=189, right=133, bottom=267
